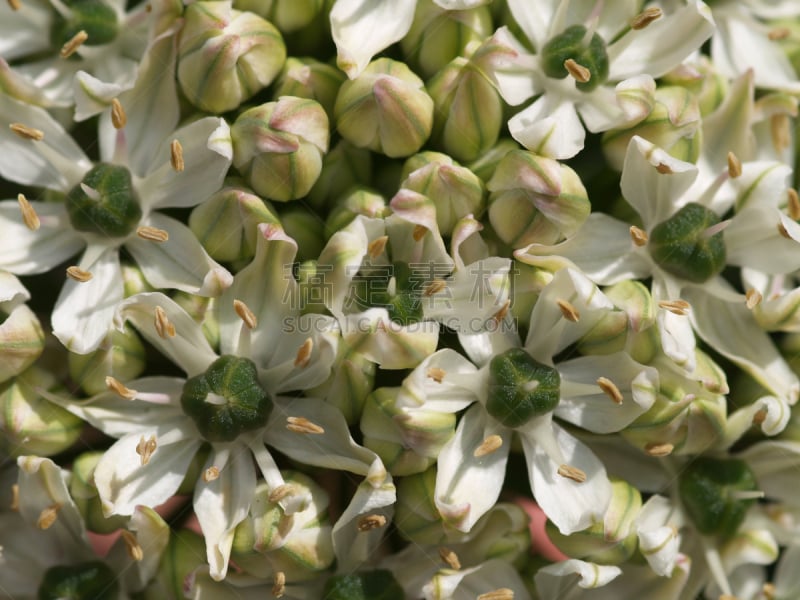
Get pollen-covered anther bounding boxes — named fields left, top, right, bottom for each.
left=7, top=0, right=21, bottom=11
left=558, top=464, right=587, bottom=483
left=777, top=222, right=792, bottom=239
left=787, top=188, right=800, bottom=220
left=727, top=151, right=742, bottom=178
left=658, top=299, right=690, bottom=316
left=268, top=483, right=296, bottom=503
left=768, top=27, right=790, bottom=41
left=357, top=513, right=387, bottom=532
left=170, top=139, right=185, bottom=172
left=37, top=503, right=62, bottom=530
left=286, top=416, right=324, bottom=434
left=412, top=224, right=428, bottom=241
left=762, top=582, right=776, bottom=599
left=752, top=408, right=768, bottom=425
left=492, top=299, right=511, bottom=323
left=293, top=338, right=313, bottom=367
left=426, top=366, right=446, bottom=383
left=719, top=595, right=739, bottom=600
left=597, top=376, right=623, bottom=404
left=60, top=30, right=88, bottom=58
left=272, top=571, right=286, bottom=598
left=424, top=279, right=447, bottom=296
left=477, top=588, right=514, bottom=600
left=631, top=6, right=662, bottom=29
left=154, top=306, right=176, bottom=338
left=66, top=266, right=92, bottom=282
left=439, top=547, right=461, bottom=570
left=771, top=113, right=791, bottom=153
left=556, top=298, right=580, bottom=322
left=745, top=289, right=762, bottom=309
left=17, top=194, right=40, bottom=230
left=474, top=434, right=503, bottom=457
left=629, top=225, right=648, bottom=246
left=645, top=442, right=674, bottom=457
left=120, top=530, right=144, bottom=561
left=203, top=466, right=220, bottom=482
left=137, top=226, right=169, bottom=242
left=10, top=484, right=19, bottom=511
left=10, top=122, right=44, bottom=141
left=135, top=434, right=157, bottom=466
left=111, top=98, right=127, bottom=129
left=367, top=235, right=388, bottom=259
left=105, top=376, right=137, bottom=400
left=655, top=162, right=673, bottom=174
left=564, top=58, right=591, bottom=83
left=233, top=299, right=257, bottom=329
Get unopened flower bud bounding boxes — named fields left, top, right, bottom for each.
left=468, top=138, right=518, bottom=183
left=280, top=204, right=325, bottom=263
left=487, top=150, right=590, bottom=247
left=662, top=56, right=730, bottom=116
left=325, top=187, right=388, bottom=238
left=603, top=87, right=701, bottom=171
left=509, top=261, right=552, bottom=328
left=178, top=2, right=287, bottom=113
left=394, top=467, right=446, bottom=544
left=361, top=387, right=456, bottom=476
left=334, top=58, right=434, bottom=158
left=172, top=292, right=219, bottom=349
left=323, top=570, right=404, bottom=600
left=428, top=54, right=503, bottom=163
left=274, top=57, right=346, bottom=117
left=121, top=264, right=155, bottom=297
left=70, top=451, right=128, bottom=533
left=0, top=367, right=82, bottom=457
left=154, top=529, right=208, bottom=599
left=308, top=140, right=373, bottom=210
left=232, top=96, right=329, bottom=202
left=402, top=1, right=493, bottom=78
left=189, top=183, right=280, bottom=263
left=233, top=0, right=324, bottom=33
left=68, top=325, right=146, bottom=396
left=398, top=152, right=485, bottom=236
left=308, top=346, right=376, bottom=424
left=546, top=479, right=641, bottom=564
left=0, top=273, right=44, bottom=383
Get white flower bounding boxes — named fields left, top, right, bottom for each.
left=0, top=30, right=233, bottom=353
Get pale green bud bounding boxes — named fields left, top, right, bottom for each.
left=325, top=186, right=388, bottom=238
left=334, top=58, right=434, bottom=158
left=68, top=325, right=146, bottom=396
left=453, top=503, right=531, bottom=567
left=662, top=56, right=729, bottom=117
left=402, top=0, right=493, bottom=78
left=546, top=479, right=641, bottom=564
left=308, top=346, right=375, bottom=424
left=232, top=96, right=329, bottom=202
left=307, top=140, right=373, bottom=211
left=394, top=466, right=447, bottom=544
left=467, top=138, right=518, bottom=183
left=399, top=152, right=485, bottom=235
left=0, top=367, right=82, bottom=457
left=509, top=261, right=552, bottom=328
left=280, top=204, right=325, bottom=263
left=603, top=86, right=701, bottom=171
left=602, top=280, right=659, bottom=364
left=178, top=1, right=287, bottom=113
left=428, top=54, right=503, bottom=163
left=149, top=530, right=207, bottom=600
left=361, top=387, right=456, bottom=476
left=189, top=183, right=280, bottom=263
left=0, top=275, right=44, bottom=384
left=121, top=264, right=154, bottom=297
left=233, top=0, right=324, bottom=33
left=274, top=57, right=346, bottom=117
left=172, top=292, right=219, bottom=349
left=487, top=150, right=590, bottom=247
left=70, top=451, right=128, bottom=534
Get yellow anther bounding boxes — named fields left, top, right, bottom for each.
left=439, top=547, right=461, bottom=570
left=474, top=434, right=504, bottom=457
left=111, top=98, right=127, bottom=129
left=10, top=123, right=44, bottom=141
left=357, top=513, right=387, bottom=532
left=771, top=114, right=791, bottom=153
left=564, top=58, right=591, bottom=83
left=745, top=289, right=762, bottom=309
left=203, top=466, right=220, bottom=482
left=66, top=266, right=92, bottom=282
left=121, top=530, right=144, bottom=561
left=412, top=224, right=427, bottom=241
left=136, top=226, right=169, bottom=242
left=135, top=434, right=157, bottom=466
left=60, top=30, right=88, bottom=58
left=629, top=225, right=648, bottom=246
left=154, top=306, right=176, bottom=338
left=557, top=464, right=587, bottom=483
left=655, top=163, right=673, bottom=174
left=631, top=6, right=662, bottom=29
left=645, top=442, right=674, bottom=457
left=477, top=589, right=515, bottom=600
left=596, top=376, right=623, bottom=404
left=170, top=139, right=184, bottom=172
left=556, top=299, right=580, bottom=322
left=492, top=299, right=512, bottom=323
left=658, top=299, right=690, bottom=316
left=268, top=483, right=296, bottom=503
left=768, top=27, right=790, bottom=41
left=17, top=194, right=40, bottom=231
left=10, top=484, right=19, bottom=511
left=294, top=338, right=313, bottom=367
left=787, top=188, right=800, bottom=220
left=727, top=151, right=742, bottom=178
left=286, top=416, right=324, bottom=434
left=272, top=571, right=286, bottom=598
left=424, top=279, right=447, bottom=296
left=367, top=235, right=388, bottom=259
left=37, top=504, right=62, bottom=530
left=7, top=0, right=21, bottom=10
left=426, top=367, right=446, bottom=383
left=105, top=376, right=137, bottom=400
left=233, top=299, right=257, bottom=329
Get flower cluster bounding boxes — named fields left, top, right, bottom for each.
left=2, top=0, right=800, bottom=599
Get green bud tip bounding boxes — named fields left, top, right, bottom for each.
left=487, top=347, right=560, bottom=428
left=66, top=163, right=142, bottom=238
left=540, top=24, right=609, bottom=92
left=181, top=355, right=273, bottom=443
left=678, top=456, right=760, bottom=540
left=648, top=202, right=727, bottom=284
left=38, top=561, right=119, bottom=600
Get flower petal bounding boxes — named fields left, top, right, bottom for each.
left=398, top=348, right=481, bottom=412
left=509, top=95, right=586, bottom=160
left=534, top=559, right=621, bottom=596
left=423, top=558, right=533, bottom=600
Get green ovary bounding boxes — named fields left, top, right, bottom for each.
left=352, top=261, right=424, bottom=326
left=38, top=561, right=118, bottom=600
left=486, top=347, right=560, bottom=428
left=181, top=355, right=273, bottom=443
left=648, top=202, right=727, bottom=284
left=66, top=163, right=142, bottom=238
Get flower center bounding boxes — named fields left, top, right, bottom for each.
left=322, top=570, right=405, bottom=600
left=540, top=24, right=609, bottom=92
left=38, top=561, right=119, bottom=600
left=180, top=355, right=273, bottom=443
left=678, top=456, right=759, bottom=540
left=487, top=347, right=561, bottom=428
left=352, top=261, right=424, bottom=326
left=647, top=202, right=727, bottom=284
left=50, top=0, right=119, bottom=49
left=66, top=163, right=142, bottom=238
